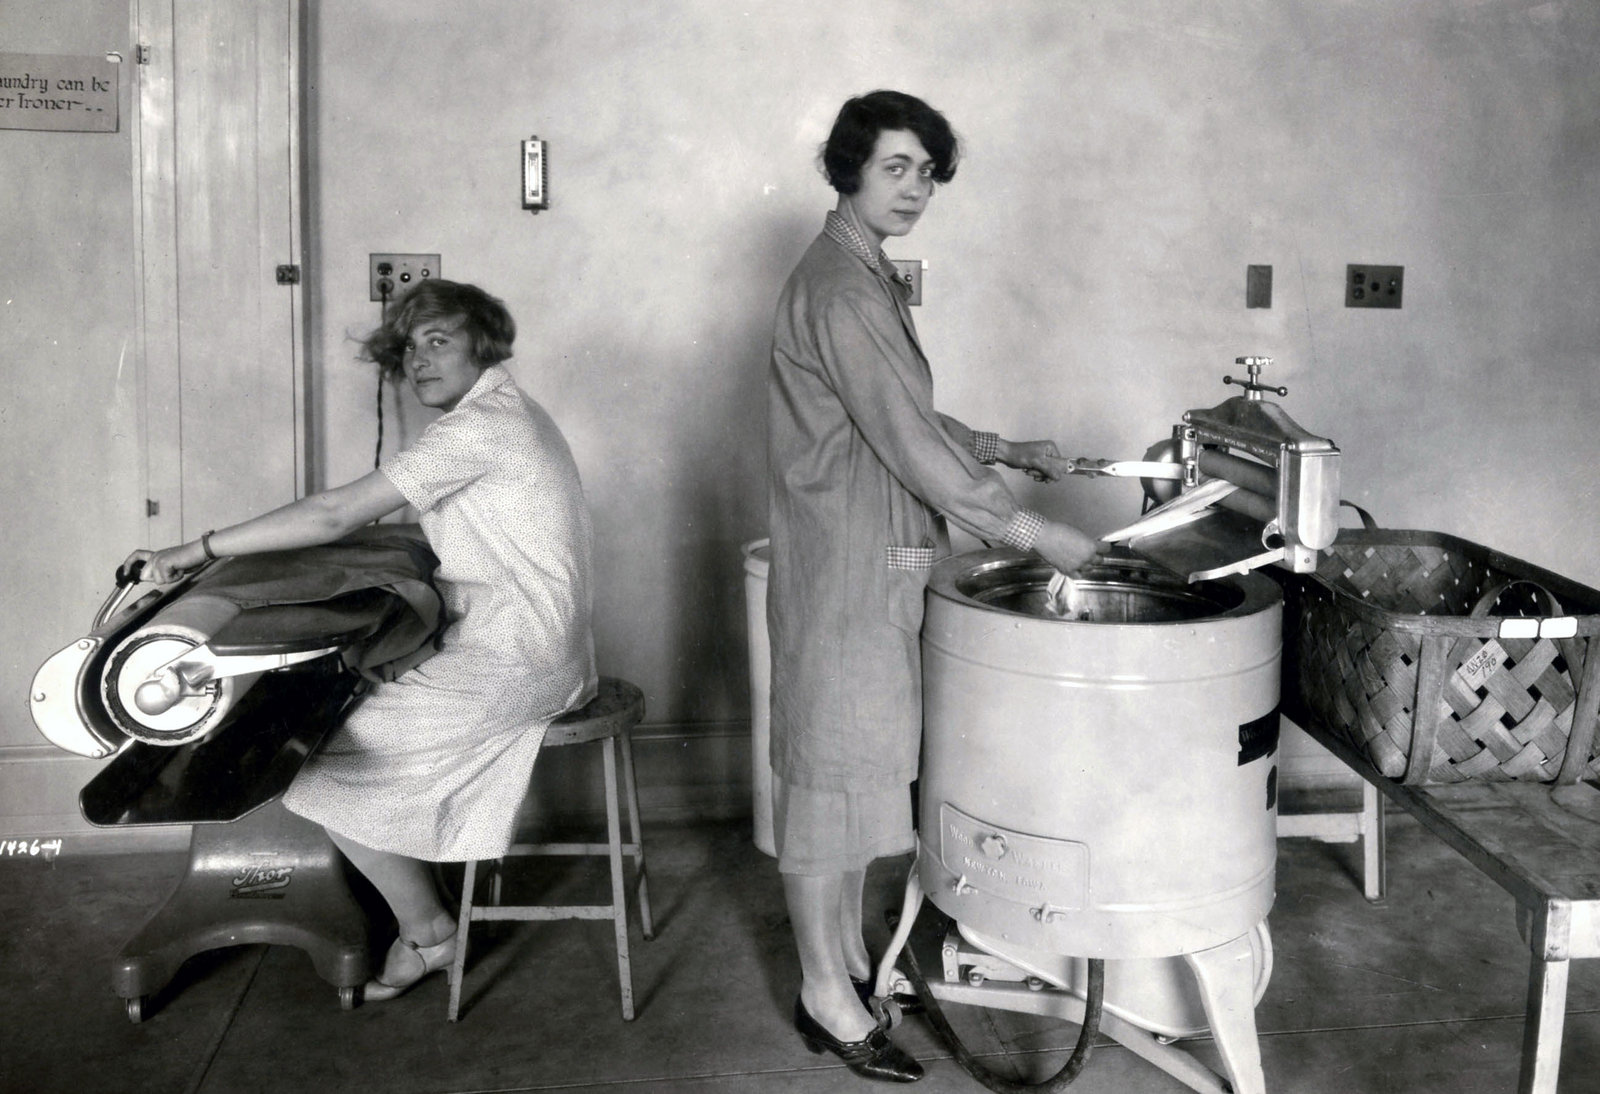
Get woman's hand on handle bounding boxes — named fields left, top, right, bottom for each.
left=1031, top=520, right=1100, bottom=575
left=996, top=439, right=1073, bottom=482
left=120, top=542, right=208, bottom=585
left=118, top=470, right=409, bottom=585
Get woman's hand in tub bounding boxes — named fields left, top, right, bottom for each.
left=1031, top=520, right=1099, bottom=576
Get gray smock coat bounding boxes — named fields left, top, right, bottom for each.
left=767, top=218, right=1037, bottom=794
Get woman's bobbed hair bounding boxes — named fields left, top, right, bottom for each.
left=362, top=279, right=516, bottom=380
left=820, top=90, right=960, bottom=195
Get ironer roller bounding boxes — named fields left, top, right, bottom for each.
left=26, top=527, right=442, bottom=1020
left=32, top=528, right=440, bottom=763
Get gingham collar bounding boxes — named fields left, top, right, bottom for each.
left=824, top=210, right=890, bottom=279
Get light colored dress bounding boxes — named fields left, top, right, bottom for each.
left=284, top=363, right=596, bottom=862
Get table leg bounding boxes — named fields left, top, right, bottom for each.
left=1361, top=781, right=1386, bottom=903
left=1518, top=954, right=1569, bottom=1094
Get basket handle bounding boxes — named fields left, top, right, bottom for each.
left=1467, top=578, right=1564, bottom=621
left=1558, top=637, right=1600, bottom=785
left=1463, top=579, right=1600, bottom=788
left=1338, top=501, right=1378, bottom=530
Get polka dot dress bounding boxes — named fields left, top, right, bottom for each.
left=284, top=364, right=597, bottom=862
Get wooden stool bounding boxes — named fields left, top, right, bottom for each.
left=446, top=677, right=654, bottom=1021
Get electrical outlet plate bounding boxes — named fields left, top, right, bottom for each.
left=369, top=253, right=441, bottom=302
left=1346, top=264, right=1402, bottom=308
left=889, top=259, right=924, bottom=306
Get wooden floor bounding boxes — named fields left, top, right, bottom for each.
left=3, top=812, right=1599, bottom=1094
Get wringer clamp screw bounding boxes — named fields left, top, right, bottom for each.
left=1223, top=356, right=1288, bottom=400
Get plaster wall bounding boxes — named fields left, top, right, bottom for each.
left=311, top=0, right=1600, bottom=731
left=4, top=1, right=1599, bottom=841
left=0, top=0, right=145, bottom=837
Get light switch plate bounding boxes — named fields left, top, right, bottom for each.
left=889, top=259, right=924, bottom=305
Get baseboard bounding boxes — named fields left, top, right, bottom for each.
left=0, top=726, right=761, bottom=856
left=517, top=721, right=757, bottom=835
left=0, top=744, right=192, bottom=854
left=4, top=719, right=1351, bottom=855
left=1278, top=718, right=1362, bottom=790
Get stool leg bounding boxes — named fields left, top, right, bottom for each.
left=447, top=859, right=479, bottom=1022
left=619, top=728, right=654, bottom=940
left=603, top=737, right=636, bottom=1020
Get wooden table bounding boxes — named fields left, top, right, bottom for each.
left=1283, top=701, right=1600, bottom=1094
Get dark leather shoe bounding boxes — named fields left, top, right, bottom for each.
left=794, top=996, right=923, bottom=1083
left=851, top=974, right=926, bottom=1016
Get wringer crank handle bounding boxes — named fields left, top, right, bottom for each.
left=1059, top=458, right=1184, bottom=480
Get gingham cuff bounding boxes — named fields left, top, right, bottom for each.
left=969, top=430, right=1001, bottom=465
left=885, top=545, right=938, bottom=570
left=1000, top=509, right=1044, bottom=552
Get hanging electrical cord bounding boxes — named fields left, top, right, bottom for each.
left=373, top=370, right=384, bottom=470
left=897, top=909, right=1105, bottom=1093
left=374, top=286, right=390, bottom=470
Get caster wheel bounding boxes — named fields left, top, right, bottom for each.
left=340, top=985, right=359, bottom=1011
left=126, top=996, right=147, bottom=1024
left=870, top=996, right=903, bottom=1030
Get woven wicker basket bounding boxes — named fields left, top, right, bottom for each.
left=1282, top=518, right=1600, bottom=785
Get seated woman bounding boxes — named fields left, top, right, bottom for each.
left=767, top=90, right=1097, bottom=1082
left=124, top=279, right=597, bottom=1001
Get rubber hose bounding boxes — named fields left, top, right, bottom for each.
left=901, top=920, right=1104, bottom=1092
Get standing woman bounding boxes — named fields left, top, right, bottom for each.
left=767, top=90, right=1097, bottom=1082
left=123, top=280, right=597, bottom=1002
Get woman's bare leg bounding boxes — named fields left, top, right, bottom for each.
left=784, top=871, right=877, bottom=1041
left=839, top=868, right=872, bottom=982
left=328, top=828, right=454, bottom=946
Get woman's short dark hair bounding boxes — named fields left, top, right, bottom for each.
left=820, top=90, right=960, bottom=195
left=363, top=279, right=516, bottom=379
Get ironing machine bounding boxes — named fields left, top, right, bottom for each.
left=875, top=357, right=1340, bottom=1093
left=29, top=526, right=441, bottom=1020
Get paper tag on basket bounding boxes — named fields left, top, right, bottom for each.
left=1438, top=640, right=1508, bottom=721
left=1456, top=640, right=1507, bottom=693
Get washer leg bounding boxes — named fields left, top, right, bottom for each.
left=1183, top=932, right=1267, bottom=1094
left=875, top=863, right=924, bottom=1000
